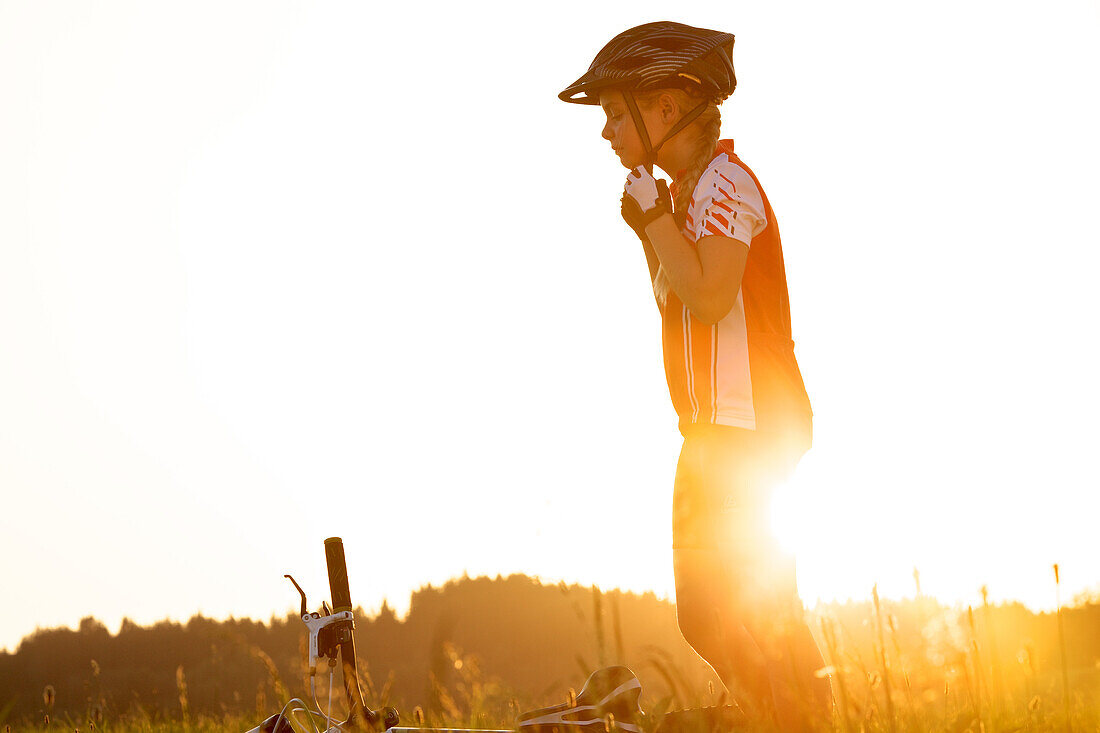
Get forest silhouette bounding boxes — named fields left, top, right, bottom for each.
left=2, top=574, right=1097, bottom=727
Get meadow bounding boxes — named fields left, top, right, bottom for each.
left=3, top=571, right=1097, bottom=733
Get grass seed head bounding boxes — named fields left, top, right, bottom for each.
left=1021, top=642, right=1037, bottom=674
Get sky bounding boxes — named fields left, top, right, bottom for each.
left=1, top=0, right=1099, bottom=653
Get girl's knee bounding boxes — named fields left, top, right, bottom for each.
left=674, top=603, right=712, bottom=653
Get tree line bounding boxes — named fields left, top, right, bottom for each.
left=2, top=574, right=1097, bottom=727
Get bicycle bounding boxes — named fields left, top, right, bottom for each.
left=244, top=538, right=512, bottom=733
left=244, top=538, right=749, bottom=733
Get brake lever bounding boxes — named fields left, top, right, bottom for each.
left=284, top=574, right=355, bottom=675
left=285, top=575, right=308, bottom=616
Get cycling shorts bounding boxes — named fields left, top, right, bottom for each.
left=671, top=423, right=808, bottom=552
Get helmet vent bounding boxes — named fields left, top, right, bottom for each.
left=606, top=55, right=650, bottom=72
left=647, top=37, right=686, bottom=52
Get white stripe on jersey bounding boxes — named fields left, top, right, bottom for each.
left=682, top=306, right=699, bottom=421
left=710, top=325, right=718, bottom=424
left=714, top=289, right=757, bottom=430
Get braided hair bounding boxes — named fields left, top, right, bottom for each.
left=634, top=88, right=724, bottom=306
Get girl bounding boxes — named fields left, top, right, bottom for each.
left=559, top=22, right=832, bottom=732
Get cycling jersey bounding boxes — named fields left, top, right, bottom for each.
left=661, top=140, right=812, bottom=438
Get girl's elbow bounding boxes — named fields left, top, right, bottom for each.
left=691, top=297, right=736, bottom=325
left=693, top=309, right=729, bottom=326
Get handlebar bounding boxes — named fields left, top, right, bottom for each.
left=324, top=537, right=377, bottom=729
left=325, top=537, right=354, bottom=613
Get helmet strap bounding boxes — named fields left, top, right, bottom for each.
left=622, top=91, right=655, bottom=172
left=623, top=90, right=711, bottom=173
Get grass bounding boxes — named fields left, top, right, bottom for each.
left=4, top=574, right=1097, bottom=733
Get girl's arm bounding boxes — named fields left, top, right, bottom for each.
left=644, top=211, right=749, bottom=324
left=640, top=237, right=661, bottom=284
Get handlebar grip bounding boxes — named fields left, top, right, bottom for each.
left=324, top=537, right=353, bottom=613
left=323, top=537, right=370, bottom=724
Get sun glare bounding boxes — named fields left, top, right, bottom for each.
left=770, top=475, right=806, bottom=557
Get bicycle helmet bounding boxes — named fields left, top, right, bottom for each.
left=559, top=21, right=736, bottom=169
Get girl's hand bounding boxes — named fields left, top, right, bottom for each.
left=623, top=166, right=669, bottom=213
left=621, top=166, right=672, bottom=239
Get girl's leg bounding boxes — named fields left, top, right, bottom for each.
left=673, top=547, right=831, bottom=731
left=671, top=427, right=831, bottom=730
left=673, top=546, right=773, bottom=716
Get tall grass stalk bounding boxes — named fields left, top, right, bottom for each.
left=610, top=592, right=626, bottom=666
left=175, top=665, right=189, bottom=724
left=1053, top=564, right=1071, bottom=733
left=981, top=585, right=1004, bottom=729
left=592, top=587, right=607, bottom=670
left=872, top=586, right=897, bottom=733
left=967, top=606, right=984, bottom=730
left=886, top=613, right=915, bottom=725
left=818, top=616, right=852, bottom=733
left=644, top=647, right=687, bottom=711
left=42, top=686, right=55, bottom=729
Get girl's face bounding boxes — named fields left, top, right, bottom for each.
left=599, top=89, right=666, bottom=170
